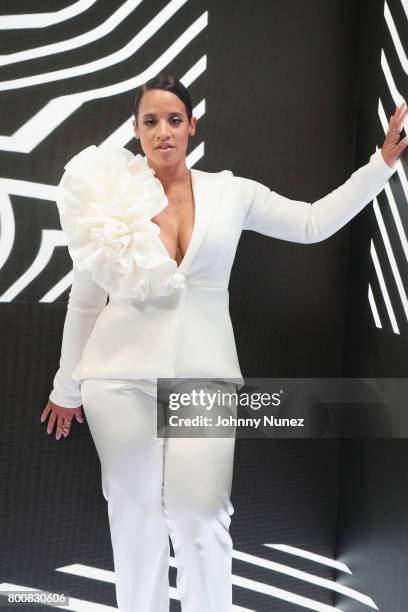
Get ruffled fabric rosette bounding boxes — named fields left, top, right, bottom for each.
left=56, top=143, right=187, bottom=301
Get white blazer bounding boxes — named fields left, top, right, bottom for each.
left=49, top=148, right=396, bottom=408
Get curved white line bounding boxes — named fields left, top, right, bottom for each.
left=381, top=181, right=408, bottom=270
left=373, top=197, right=408, bottom=320
left=55, top=563, right=337, bottom=611
left=377, top=104, right=408, bottom=264
left=192, top=99, right=205, bottom=120
left=0, top=0, right=189, bottom=90
left=233, top=550, right=377, bottom=609
left=231, top=575, right=341, bottom=612
left=0, top=55, right=207, bottom=155
left=179, top=58, right=206, bottom=90
left=265, top=544, right=351, bottom=574
left=186, top=140, right=204, bottom=169
left=0, top=178, right=57, bottom=200
left=0, top=0, right=144, bottom=67
left=370, top=239, right=399, bottom=334
left=0, top=191, right=15, bottom=270
left=368, top=283, right=382, bottom=328
left=0, top=30, right=207, bottom=152
left=40, top=269, right=73, bottom=303
left=0, top=230, right=67, bottom=302
left=384, top=1, right=408, bottom=75
left=380, top=50, right=406, bottom=108
left=0, top=0, right=98, bottom=30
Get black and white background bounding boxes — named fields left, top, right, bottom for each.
left=0, top=0, right=407, bottom=610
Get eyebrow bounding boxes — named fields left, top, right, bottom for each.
left=142, top=112, right=182, bottom=118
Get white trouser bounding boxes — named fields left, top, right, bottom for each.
left=80, top=378, right=237, bottom=612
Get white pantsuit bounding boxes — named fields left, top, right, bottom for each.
left=80, top=378, right=236, bottom=612
left=48, top=143, right=396, bottom=611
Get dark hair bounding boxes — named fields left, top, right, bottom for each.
left=133, top=73, right=193, bottom=122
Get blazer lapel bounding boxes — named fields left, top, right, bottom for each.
left=179, top=168, right=230, bottom=275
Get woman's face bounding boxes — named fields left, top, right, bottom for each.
left=132, top=89, right=196, bottom=168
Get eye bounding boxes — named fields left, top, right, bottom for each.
left=172, top=117, right=182, bottom=124
left=144, top=119, right=155, bottom=126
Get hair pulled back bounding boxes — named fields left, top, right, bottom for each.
left=133, top=73, right=193, bottom=122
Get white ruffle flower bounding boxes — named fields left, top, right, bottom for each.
left=56, top=143, right=187, bottom=301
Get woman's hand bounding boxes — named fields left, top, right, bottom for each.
left=381, top=101, right=408, bottom=169
left=40, top=400, right=84, bottom=440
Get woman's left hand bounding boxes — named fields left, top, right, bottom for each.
left=381, top=101, right=408, bottom=169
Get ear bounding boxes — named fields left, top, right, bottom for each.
left=132, top=118, right=139, bottom=140
left=189, top=116, right=197, bottom=137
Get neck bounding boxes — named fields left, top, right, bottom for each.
left=146, top=158, right=190, bottom=192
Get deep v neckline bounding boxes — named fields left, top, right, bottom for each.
left=156, top=168, right=198, bottom=273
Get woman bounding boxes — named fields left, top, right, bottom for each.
left=40, top=74, right=407, bottom=612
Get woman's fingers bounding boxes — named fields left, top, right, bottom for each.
left=394, top=101, right=407, bottom=129
left=395, top=101, right=406, bottom=120
left=389, top=102, right=405, bottom=129
left=56, top=414, right=67, bottom=440
left=396, top=102, right=408, bottom=131
left=392, top=101, right=408, bottom=152
left=395, top=134, right=408, bottom=157
left=56, top=414, right=63, bottom=440
left=74, top=408, right=84, bottom=424
left=47, top=411, right=57, bottom=435
left=381, top=101, right=408, bottom=168
left=398, top=106, right=408, bottom=130
left=62, top=413, right=74, bottom=438
left=41, top=401, right=81, bottom=440
left=389, top=102, right=405, bottom=131
left=40, top=401, right=52, bottom=422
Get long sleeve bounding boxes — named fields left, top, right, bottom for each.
left=48, top=264, right=108, bottom=408
left=242, top=148, right=396, bottom=243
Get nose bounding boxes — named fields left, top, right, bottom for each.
left=157, top=120, right=171, bottom=139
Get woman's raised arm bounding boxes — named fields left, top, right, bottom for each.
left=242, top=102, right=407, bottom=244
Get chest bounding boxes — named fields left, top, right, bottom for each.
left=151, top=188, right=195, bottom=266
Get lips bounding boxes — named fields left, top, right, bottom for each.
left=156, top=144, right=173, bottom=150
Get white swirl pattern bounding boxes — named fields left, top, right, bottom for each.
left=0, top=0, right=206, bottom=304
